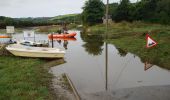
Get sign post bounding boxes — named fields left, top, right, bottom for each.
left=6, top=26, right=15, bottom=34
left=6, top=26, right=15, bottom=43
left=23, top=30, right=35, bottom=41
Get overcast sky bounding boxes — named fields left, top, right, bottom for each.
left=0, top=0, right=138, bottom=18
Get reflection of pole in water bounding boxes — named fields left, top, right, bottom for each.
left=105, top=0, right=109, bottom=91
left=63, top=40, right=68, bottom=50
left=105, top=43, right=108, bottom=91
left=57, top=40, right=61, bottom=44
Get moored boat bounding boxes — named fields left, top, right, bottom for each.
left=0, top=35, right=11, bottom=38
left=48, top=37, right=77, bottom=41
left=6, top=44, right=65, bottom=58
left=48, top=32, right=77, bottom=38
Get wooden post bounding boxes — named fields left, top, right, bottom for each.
left=51, top=33, right=54, bottom=48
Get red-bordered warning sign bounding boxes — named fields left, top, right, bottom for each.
left=146, top=34, right=158, bottom=48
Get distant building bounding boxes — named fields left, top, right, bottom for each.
left=102, top=15, right=112, bottom=24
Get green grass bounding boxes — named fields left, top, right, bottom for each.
left=35, top=24, right=77, bottom=33
left=88, top=21, right=170, bottom=70
left=88, top=21, right=170, bottom=35
left=0, top=56, right=64, bottom=100
left=107, top=34, right=170, bottom=69
left=50, top=14, right=79, bottom=20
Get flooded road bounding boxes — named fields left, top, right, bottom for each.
left=1, top=31, right=170, bottom=100
left=50, top=31, right=170, bottom=100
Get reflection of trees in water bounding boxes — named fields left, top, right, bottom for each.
left=81, top=33, right=104, bottom=56
left=116, top=47, right=127, bottom=57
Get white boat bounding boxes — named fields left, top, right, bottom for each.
left=18, top=40, right=48, bottom=47
left=6, top=44, right=65, bottom=58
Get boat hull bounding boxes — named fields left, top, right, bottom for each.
left=8, top=50, right=65, bottom=58
left=6, top=44, right=65, bottom=58
left=0, top=36, right=11, bottom=38
left=48, top=37, right=77, bottom=41
left=48, top=32, right=77, bottom=38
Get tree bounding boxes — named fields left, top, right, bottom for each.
left=109, top=3, right=119, bottom=20
left=134, top=0, right=158, bottom=22
left=114, top=0, right=132, bottom=22
left=155, top=0, right=170, bottom=24
left=82, top=0, right=105, bottom=26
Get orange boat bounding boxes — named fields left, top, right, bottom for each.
left=0, top=35, right=11, bottom=38
left=48, top=32, right=77, bottom=38
left=49, top=37, right=77, bottom=41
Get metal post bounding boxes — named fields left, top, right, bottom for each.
left=51, top=33, right=54, bottom=48
left=106, top=0, right=109, bottom=34
left=34, top=32, right=35, bottom=42
left=105, top=0, right=109, bottom=91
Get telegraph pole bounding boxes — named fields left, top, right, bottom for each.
left=105, top=0, right=109, bottom=91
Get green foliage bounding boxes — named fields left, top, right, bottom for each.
left=110, top=3, right=119, bottom=20
left=0, top=17, right=56, bottom=29
left=114, top=0, right=132, bottom=22
left=0, top=16, right=15, bottom=28
left=51, top=14, right=81, bottom=24
left=82, top=0, right=105, bottom=26
left=0, top=14, right=82, bottom=29
left=110, top=0, right=170, bottom=24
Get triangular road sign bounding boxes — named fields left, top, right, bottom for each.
left=146, top=34, right=157, bottom=48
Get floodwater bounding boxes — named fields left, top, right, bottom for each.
left=1, top=31, right=170, bottom=100
left=50, top=31, right=170, bottom=100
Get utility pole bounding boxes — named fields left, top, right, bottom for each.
left=106, top=0, right=109, bottom=35
left=105, top=0, right=109, bottom=91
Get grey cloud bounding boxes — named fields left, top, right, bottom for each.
left=0, top=0, right=137, bottom=18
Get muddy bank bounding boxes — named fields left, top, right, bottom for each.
left=51, top=74, right=75, bottom=100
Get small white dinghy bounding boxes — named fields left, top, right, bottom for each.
left=6, top=44, right=65, bottom=58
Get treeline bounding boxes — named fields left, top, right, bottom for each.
left=82, top=0, right=170, bottom=25
left=111, top=0, right=170, bottom=24
left=0, top=14, right=81, bottom=29
left=51, top=14, right=81, bottom=24
left=0, top=16, right=56, bottom=29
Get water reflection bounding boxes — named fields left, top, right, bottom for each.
left=53, top=37, right=77, bottom=50
left=116, top=47, right=127, bottom=57
left=57, top=40, right=62, bottom=44
left=63, top=40, right=68, bottom=50
left=144, top=61, right=154, bottom=71
left=50, top=31, right=170, bottom=100
left=105, top=43, right=108, bottom=91
left=0, top=38, right=10, bottom=44
left=81, top=34, right=104, bottom=56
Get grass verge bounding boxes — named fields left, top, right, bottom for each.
left=0, top=56, right=64, bottom=100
